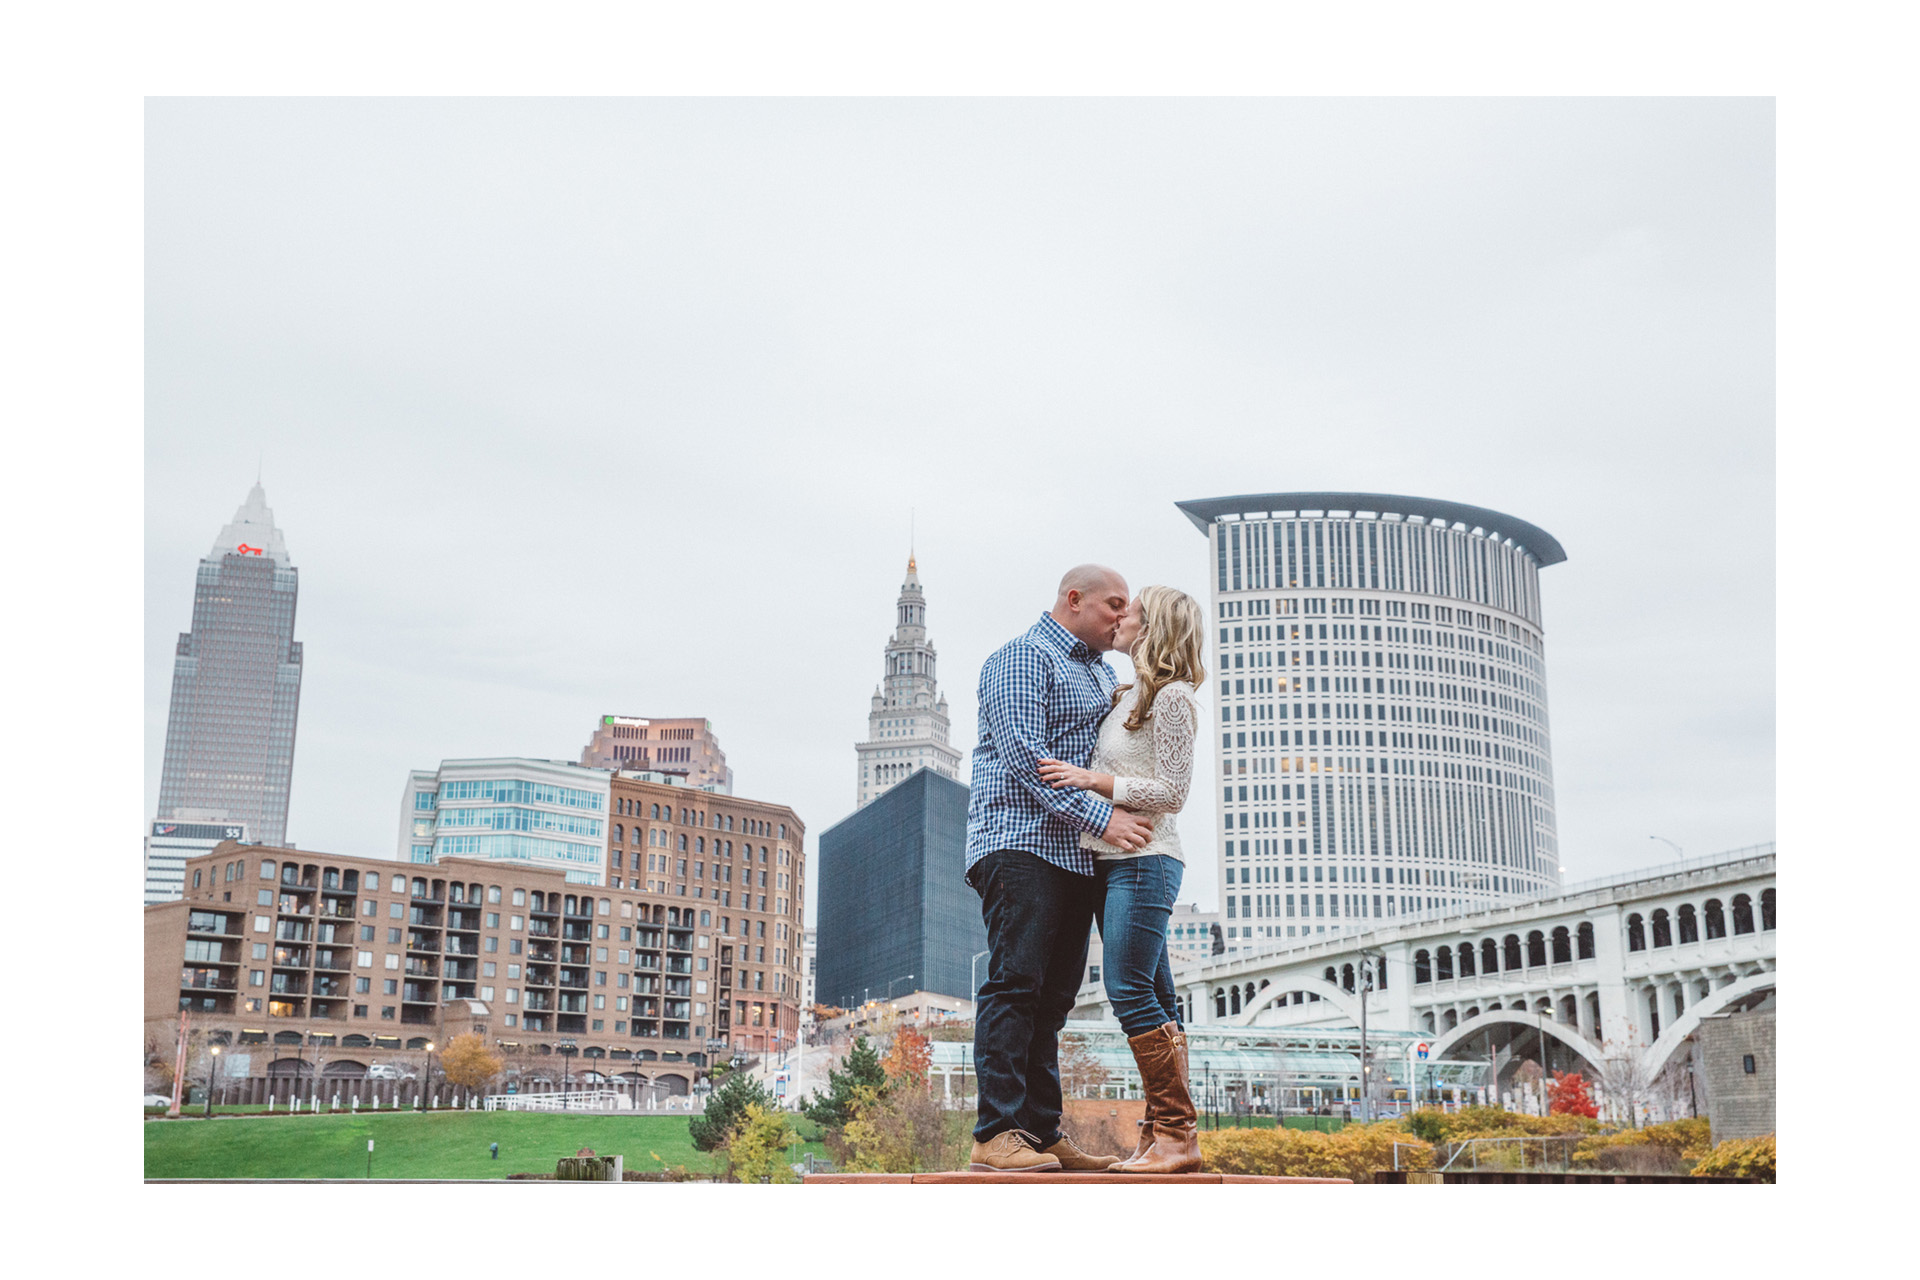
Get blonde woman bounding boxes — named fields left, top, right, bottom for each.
left=1037, top=583, right=1205, bottom=1174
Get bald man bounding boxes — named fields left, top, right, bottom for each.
left=962, top=564, right=1156, bottom=1172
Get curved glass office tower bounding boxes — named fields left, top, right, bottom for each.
left=1176, top=492, right=1566, bottom=953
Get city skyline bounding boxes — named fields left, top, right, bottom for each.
left=146, top=99, right=1774, bottom=923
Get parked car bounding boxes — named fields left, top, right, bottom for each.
left=143, top=1094, right=172, bottom=1107
left=365, top=1063, right=417, bottom=1081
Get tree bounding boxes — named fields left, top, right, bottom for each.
left=837, top=1083, right=967, bottom=1173
left=1592, top=1040, right=1656, bottom=1128
left=724, top=1102, right=799, bottom=1183
left=1059, top=1034, right=1110, bottom=1099
left=801, top=1035, right=887, bottom=1128
left=1546, top=1070, right=1599, bottom=1119
left=809, top=1003, right=845, bottom=1022
left=438, top=1034, right=504, bottom=1104
left=689, top=1070, right=773, bottom=1151
left=881, top=1026, right=932, bottom=1088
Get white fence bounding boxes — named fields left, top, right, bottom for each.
left=484, top=1089, right=636, bottom=1112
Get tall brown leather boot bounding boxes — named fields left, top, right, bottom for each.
left=1121, top=1022, right=1185, bottom=1161
left=1111, top=1022, right=1201, bottom=1174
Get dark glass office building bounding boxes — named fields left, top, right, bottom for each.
left=154, top=484, right=304, bottom=855
left=815, top=769, right=985, bottom=1007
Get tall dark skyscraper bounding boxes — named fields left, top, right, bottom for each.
left=816, top=769, right=985, bottom=1007
left=148, top=484, right=303, bottom=899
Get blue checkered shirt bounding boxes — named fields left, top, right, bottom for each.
left=964, top=613, right=1118, bottom=877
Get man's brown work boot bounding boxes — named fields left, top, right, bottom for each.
left=968, top=1129, right=1066, bottom=1173
left=1040, top=1132, right=1121, bottom=1170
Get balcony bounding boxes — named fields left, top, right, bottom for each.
left=276, top=902, right=315, bottom=917
left=187, top=913, right=238, bottom=936
left=402, top=984, right=437, bottom=1003
left=527, top=923, right=556, bottom=938
left=666, top=930, right=693, bottom=951
left=269, top=975, right=309, bottom=996
left=522, top=1015, right=552, bottom=1032
left=273, top=923, right=311, bottom=942
left=444, top=939, right=478, bottom=957
left=524, top=995, right=553, bottom=1011
left=179, top=969, right=237, bottom=991
left=559, top=995, right=590, bottom=1013
left=312, top=952, right=350, bottom=972
left=665, top=957, right=693, bottom=975
left=278, top=877, right=317, bottom=893
left=407, top=932, right=441, bottom=953
left=557, top=1014, right=588, bottom=1034
left=312, top=979, right=350, bottom=998
left=559, top=969, right=590, bottom=989
left=526, top=965, right=556, bottom=986
left=526, top=944, right=556, bottom=962
left=444, top=960, right=478, bottom=982
left=562, top=924, right=592, bottom=942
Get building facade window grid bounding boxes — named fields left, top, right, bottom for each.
left=1192, top=496, right=1563, bottom=954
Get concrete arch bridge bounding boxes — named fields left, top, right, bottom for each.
left=1070, top=846, right=1775, bottom=1106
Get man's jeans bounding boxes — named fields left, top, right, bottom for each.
left=968, top=849, right=1098, bottom=1145
left=1094, top=854, right=1184, bottom=1037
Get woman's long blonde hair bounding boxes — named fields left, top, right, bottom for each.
left=1116, top=584, right=1207, bottom=730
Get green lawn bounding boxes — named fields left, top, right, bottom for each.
left=145, top=1110, right=827, bottom=1181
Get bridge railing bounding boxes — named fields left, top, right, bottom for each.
left=1191, top=842, right=1776, bottom=971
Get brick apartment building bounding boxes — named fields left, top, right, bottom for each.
left=147, top=776, right=804, bottom=1097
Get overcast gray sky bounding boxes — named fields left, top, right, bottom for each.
left=145, top=97, right=1773, bottom=920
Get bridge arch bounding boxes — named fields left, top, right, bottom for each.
left=1640, top=968, right=1776, bottom=1078
left=1232, top=974, right=1364, bottom=1026
left=1428, top=1010, right=1607, bottom=1075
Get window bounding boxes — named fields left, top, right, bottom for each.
left=355, top=977, right=371, bottom=993
left=357, top=951, right=374, bottom=967
left=385, top=955, right=399, bottom=970
left=392, top=875, right=407, bottom=892
left=359, top=925, right=375, bottom=941
left=387, top=927, right=402, bottom=944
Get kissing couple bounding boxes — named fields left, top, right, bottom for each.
left=964, top=565, right=1205, bottom=1174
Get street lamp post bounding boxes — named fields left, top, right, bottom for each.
left=1357, top=949, right=1381, bottom=1122
left=424, top=1041, right=435, bottom=1109
left=206, top=1045, right=220, bottom=1117
left=558, top=1039, right=577, bottom=1109
left=887, top=974, right=915, bottom=1009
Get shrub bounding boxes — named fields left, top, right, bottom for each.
left=1405, top=1105, right=1596, bottom=1144
left=1547, top=1071, right=1599, bottom=1119
left=1199, top=1121, right=1431, bottom=1184
left=689, top=1071, right=772, bottom=1152
left=838, top=1083, right=969, bottom=1173
left=1691, top=1134, right=1775, bottom=1182
left=724, top=1102, right=800, bottom=1183
left=1571, top=1116, right=1711, bottom=1172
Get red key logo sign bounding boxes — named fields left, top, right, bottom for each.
left=237, top=543, right=263, bottom=555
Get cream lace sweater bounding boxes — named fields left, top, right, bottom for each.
left=1078, top=680, right=1198, bottom=863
